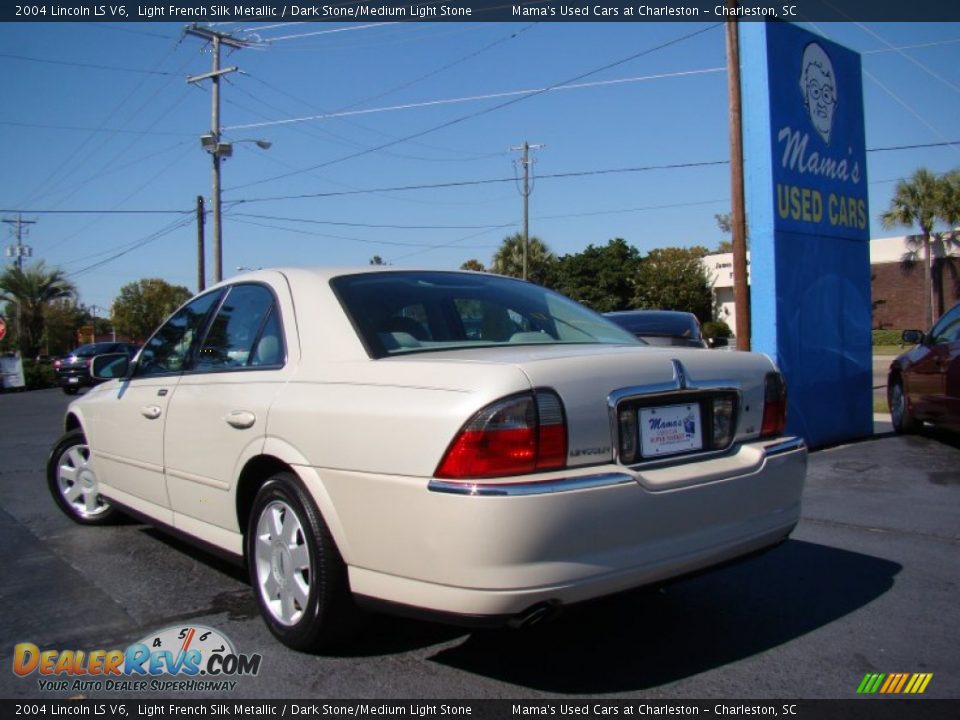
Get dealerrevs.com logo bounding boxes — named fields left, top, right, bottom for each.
left=13, top=625, right=262, bottom=693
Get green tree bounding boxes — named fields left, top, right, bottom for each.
left=112, top=278, right=192, bottom=341
left=880, top=167, right=959, bottom=326
left=460, top=259, right=487, bottom=272
left=0, top=262, right=76, bottom=358
left=548, top=238, right=642, bottom=312
left=491, top=233, right=555, bottom=285
left=43, top=300, right=90, bottom=356
left=633, top=246, right=713, bottom=321
left=369, top=255, right=387, bottom=266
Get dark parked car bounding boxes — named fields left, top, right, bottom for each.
left=54, top=342, right=140, bottom=395
left=604, top=310, right=708, bottom=348
left=887, top=301, right=960, bottom=434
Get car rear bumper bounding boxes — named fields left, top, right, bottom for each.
left=306, top=436, right=806, bottom=620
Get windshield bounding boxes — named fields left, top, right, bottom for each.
left=608, top=312, right=702, bottom=340
left=331, top=271, right=640, bottom=358
left=73, top=344, right=111, bottom=357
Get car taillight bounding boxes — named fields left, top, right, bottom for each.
left=760, top=372, right=787, bottom=438
left=53, top=360, right=61, bottom=369
left=435, top=390, right=567, bottom=479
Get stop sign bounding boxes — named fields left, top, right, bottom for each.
left=0, top=316, right=6, bottom=342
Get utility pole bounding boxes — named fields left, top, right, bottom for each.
left=3, top=213, right=35, bottom=271
left=196, top=195, right=206, bottom=292
left=725, top=8, right=751, bottom=351
left=510, top=141, right=544, bottom=281
left=185, top=24, right=247, bottom=284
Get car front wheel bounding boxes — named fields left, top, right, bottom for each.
left=247, top=471, right=355, bottom=651
left=889, top=377, right=918, bottom=433
left=47, top=430, right=117, bottom=524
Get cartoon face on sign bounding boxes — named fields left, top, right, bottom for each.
left=799, top=42, right=837, bottom=144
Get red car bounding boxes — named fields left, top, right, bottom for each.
left=887, top=301, right=960, bottom=433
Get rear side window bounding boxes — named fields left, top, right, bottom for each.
left=196, top=284, right=284, bottom=371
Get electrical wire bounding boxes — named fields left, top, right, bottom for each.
left=226, top=67, right=726, bottom=132
left=0, top=52, right=180, bottom=76
left=224, top=23, right=723, bottom=192
left=228, top=212, right=516, bottom=231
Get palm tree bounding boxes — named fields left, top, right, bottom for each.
left=491, top=233, right=555, bottom=285
left=880, top=168, right=945, bottom=328
left=0, top=262, right=76, bottom=358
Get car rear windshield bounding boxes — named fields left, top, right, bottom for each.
left=331, top=271, right=640, bottom=358
left=73, top=343, right=116, bottom=357
left=611, top=313, right=701, bottom=340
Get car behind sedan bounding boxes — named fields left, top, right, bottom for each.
left=48, top=269, right=806, bottom=651
left=53, top=341, right=140, bottom=394
left=605, top=309, right=709, bottom=348
left=888, top=300, right=960, bottom=434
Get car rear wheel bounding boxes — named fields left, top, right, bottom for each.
left=47, top=430, right=117, bottom=525
left=889, top=378, right=918, bottom=434
left=247, top=471, right=355, bottom=651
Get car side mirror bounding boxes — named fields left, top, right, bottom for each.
left=91, top=353, right=130, bottom=380
left=901, top=329, right=924, bottom=345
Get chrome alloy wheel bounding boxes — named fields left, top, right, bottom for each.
left=56, top=442, right=111, bottom=519
left=254, top=500, right=312, bottom=626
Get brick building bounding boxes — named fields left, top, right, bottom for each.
left=702, top=234, right=960, bottom=336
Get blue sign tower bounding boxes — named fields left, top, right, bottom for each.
left=740, top=22, right=873, bottom=447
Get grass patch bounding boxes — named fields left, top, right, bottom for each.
left=873, top=345, right=905, bottom=356
left=873, top=397, right=890, bottom=414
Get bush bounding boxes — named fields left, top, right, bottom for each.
left=22, top=359, right=56, bottom=390
left=872, top=329, right=903, bottom=346
left=702, top=320, right=733, bottom=340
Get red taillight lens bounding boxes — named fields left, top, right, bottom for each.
left=760, top=372, right=787, bottom=438
left=435, top=391, right=567, bottom=479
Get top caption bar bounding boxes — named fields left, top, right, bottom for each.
left=6, top=0, right=960, bottom=23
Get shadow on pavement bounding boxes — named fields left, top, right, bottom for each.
left=428, top=539, right=900, bottom=693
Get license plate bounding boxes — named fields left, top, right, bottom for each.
left=68, top=377, right=79, bottom=384
left=639, top=403, right=702, bottom=458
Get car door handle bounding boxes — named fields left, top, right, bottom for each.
left=141, top=405, right=162, bottom=420
left=225, top=410, right=256, bottom=429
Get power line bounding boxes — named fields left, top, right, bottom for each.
left=228, top=212, right=516, bottom=231
left=262, top=22, right=401, bottom=43
left=226, top=216, right=501, bottom=249
left=225, top=67, right=726, bottom=132
left=0, top=120, right=193, bottom=137
left=225, top=23, right=723, bottom=192
left=0, top=52, right=180, bottom=76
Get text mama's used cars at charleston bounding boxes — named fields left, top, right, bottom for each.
left=47, top=269, right=807, bottom=650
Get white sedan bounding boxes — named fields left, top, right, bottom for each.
left=48, top=268, right=806, bottom=651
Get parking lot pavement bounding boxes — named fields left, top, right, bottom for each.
left=0, top=389, right=957, bottom=699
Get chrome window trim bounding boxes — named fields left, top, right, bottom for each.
left=428, top=472, right=635, bottom=497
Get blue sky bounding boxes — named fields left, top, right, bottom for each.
left=1, top=20, right=958, bottom=312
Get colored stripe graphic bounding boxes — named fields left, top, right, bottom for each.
left=857, top=673, right=885, bottom=694
left=857, top=672, right=932, bottom=694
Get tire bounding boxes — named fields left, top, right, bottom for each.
left=247, top=471, right=355, bottom=651
left=889, top=377, right=918, bottom=434
left=47, top=429, right=118, bottom=525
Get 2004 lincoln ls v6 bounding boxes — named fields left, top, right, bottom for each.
left=48, top=268, right=806, bottom=650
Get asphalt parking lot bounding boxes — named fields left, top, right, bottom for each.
left=0, top=388, right=957, bottom=700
